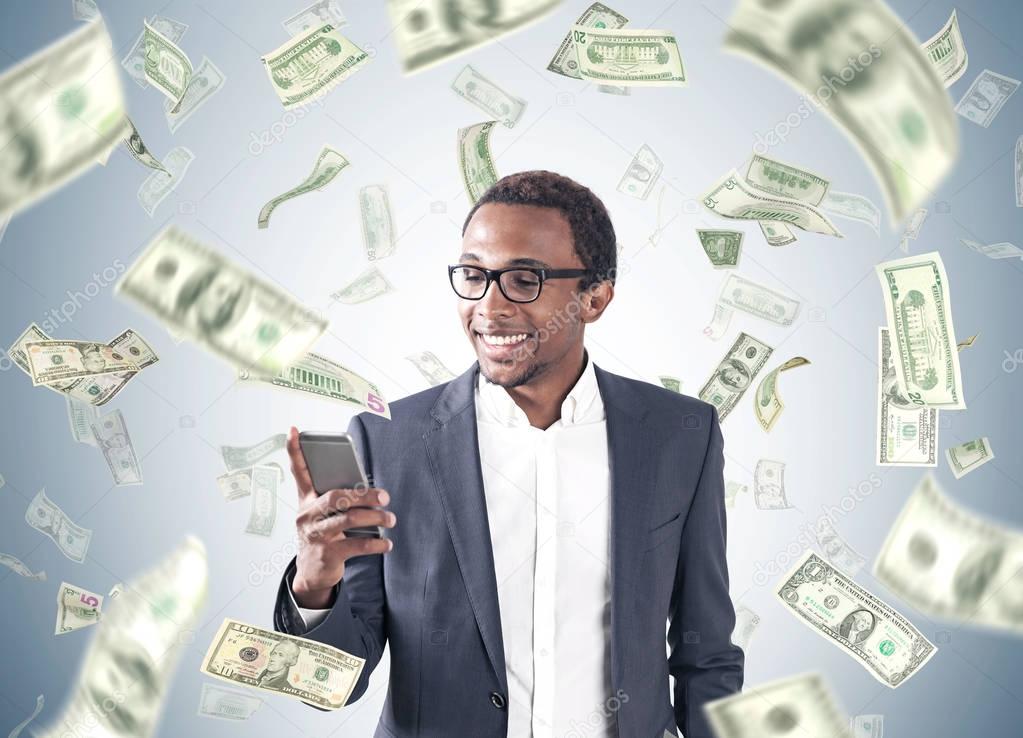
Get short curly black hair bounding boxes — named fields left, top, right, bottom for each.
left=461, top=170, right=618, bottom=292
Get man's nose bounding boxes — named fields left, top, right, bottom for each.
left=475, top=277, right=517, bottom=315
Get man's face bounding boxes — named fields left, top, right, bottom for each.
left=267, top=642, right=299, bottom=672
left=457, top=203, right=590, bottom=389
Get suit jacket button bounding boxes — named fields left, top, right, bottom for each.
left=489, top=691, right=506, bottom=709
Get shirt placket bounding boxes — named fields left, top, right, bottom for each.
left=531, top=428, right=557, bottom=738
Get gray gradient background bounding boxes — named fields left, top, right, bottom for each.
left=1, top=1, right=1021, bottom=736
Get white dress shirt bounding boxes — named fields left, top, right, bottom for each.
left=290, top=352, right=614, bottom=737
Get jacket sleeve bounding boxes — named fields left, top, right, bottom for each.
left=271, top=412, right=388, bottom=708
left=667, top=406, right=744, bottom=736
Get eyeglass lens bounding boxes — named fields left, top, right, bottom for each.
left=451, top=266, right=541, bottom=302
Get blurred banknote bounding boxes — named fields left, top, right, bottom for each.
left=221, top=434, right=287, bottom=473
left=55, top=581, right=104, bottom=635
left=407, top=351, right=456, bottom=386
left=283, top=0, right=347, bottom=36
left=814, top=518, right=866, bottom=577
left=360, top=184, right=396, bottom=261
left=753, top=459, right=792, bottom=510
left=72, top=0, right=99, bottom=21
left=332, top=265, right=395, bottom=304
left=164, top=56, right=225, bottom=133
left=960, top=238, right=1023, bottom=260
left=715, top=272, right=801, bottom=326
left=258, top=145, right=350, bottom=228
left=137, top=146, right=194, bottom=216
left=570, top=25, right=687, bottom=86
left=821, top=190, right=881, bottom=235
left=0, top=552, right=46, bottom=581
left=876, top=327, right=937, bottom=466
left=451, top=65, right=526, bottom=128
left=217, top=463, right=284, bottom=502
left=198, top=682, right=263, bottom=721
left=26, top=488, right=92, bottom=563
left=261, top=24, right=370, bottom=108
left=245, top=466, right=278, bottom=537
left=955, top=69, right=1019, bottom=128
left=705, top=673, right=851, bottom=738
left=90, top=410, right=143, bottom=486
left=617, top=144, right=662, bottom=200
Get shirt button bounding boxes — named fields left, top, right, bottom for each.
left=490, top=691, right=506, bottom=709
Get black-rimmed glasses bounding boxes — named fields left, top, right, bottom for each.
left=448, top=264, right=593, bottom=304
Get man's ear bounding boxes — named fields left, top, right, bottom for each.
left=581, top=281, right=614, bottom=323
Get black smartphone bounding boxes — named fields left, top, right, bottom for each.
left=298, top=431, right=382, bottom=539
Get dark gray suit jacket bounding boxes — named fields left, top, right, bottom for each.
left=273, top=359, right=744, bottom=737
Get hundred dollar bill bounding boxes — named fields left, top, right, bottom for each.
left=72, top=0, right=99, bottom=21
left=66, top=397, right=99, bottom=446
left=960, top=238, right=1023, bottom=260
left=548, top=3, right=628, bottom=78
left=758, top=220, right=797, bottom=246
left=117, top=226, right=328, bottom=375
left=36, top=537, right=207, bottom=738
left=955, top=69, right=1019, bottom=128
left=25, top=489, right=92, bottom=563
left=387, top=0, right=562, bottom=75
left=0, top=18, right=129, bottom=219
left=703, top=170, right=842, bottom=237
left=90, top=410, right=143, bottom=486
left=261, top=24, right=370, bottom=108
left=945, top=437, right=994, bottom=479
left=777, top=550, right=937, bottom=687
left=258, top=145, right=350, bottom=228
left=165, top=56, right=225, bottom=133
left=754, top=356, right=811, bottom=432
left=876, top=327, right=937, bottom=466
left=705, top=672, right=851, bottom=738
left=875, top=251, right=965, bottom=409
left=283, top=0, right=347, bottom=36
left=715, top=272, right=802, bottom=326
left=7, top=695, right=44, bottom=738
left=143, top=19, right=193, bottom=112
left=217, top=463, right=284, bottom=502
left=238, top=351, right=391, bottom=419
left=458, top=120, right=500, bottom=204
left=452, top=65, right=526, bottom=128
left=570, top=25, right=687, bottom=86
left=730, top=605, right=760, bottom=652
left=198, top=682, right=263, bottom=721
left=56, top=582, right=104, bottom=635
left=407, top=351, right=456, bottom=386
left=121, top=16, right=188, bottom=89
left=0, top=552, right=46, bottom=581
left=725, top=0, right=958, bottom=223
left=245, top=466, right=278, bottom=537
left=753, top=459, right=792, bottom=510
left=922, top=9, right=969, bottom=87
left=814, top=518, right=866, bottom=577
left=699, top=332, right=773, bottom=421
left=200, top=618, right=365, bottom=709
left=616, top=144, right=662, bottom=200
left=658, top=376, right=681, bottom=393
left=332, top=265, right=395, bottom=303
left=138, top=145, right=194, bottom=217
left=221, top=435, right=287, bottom=473
left=745, top=154, right=829, bottom=205
left=874, top=473, right=1023, bottom=635
left=850, top=714, right=884, bottom=738
left=821, top=190, right=881, bottom=235
left=1017, top=134, right=1023, bottom=207
left=123, top=116, right=169, bottom=175
left=26, top=340, right=139, bottom=386
left=360, top=185, right=396, bottom=261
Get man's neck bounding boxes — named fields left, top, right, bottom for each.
left=504, top=345, right=587, bottom=430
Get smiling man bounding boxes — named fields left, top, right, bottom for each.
left=274, top=170, right=744, bottom=737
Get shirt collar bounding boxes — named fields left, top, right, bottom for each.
left=476, top=350, right=604, bottom=428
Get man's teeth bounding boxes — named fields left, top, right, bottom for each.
left=480, top=333, right=528, bottom=345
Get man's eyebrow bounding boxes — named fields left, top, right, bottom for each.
left=458, top=252, right=552, bottom=269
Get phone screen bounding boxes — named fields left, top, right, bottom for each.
left=298, top=432, right=381, bottom=539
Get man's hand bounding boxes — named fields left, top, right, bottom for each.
left=287, top=426, right=396, bottom=609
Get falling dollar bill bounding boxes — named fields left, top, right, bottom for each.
left=36, top=537, right=208, bottom=738
left=0, top=552, right=46, bottom=581
left=451, top=65, right=527, bottom=128
left=1017, top=135, right=1023, bottom=207
left=945, top=437, right=994, bottom=479
left=922, top=9, right=969, bottom=87
left=407, top=351, right=456, bottom=386
left=116, top=226, right=328, bottom=375
left=245, top=466, right=278, bottom=537
left=850, top=714, right=884, bottom=738
left=386, top=0, right=563, bottom=75
left=25, top=340, right=139, bottom=386
left=814, top=518, right=866, bottom=577
left=730, top=605, right=760, bottom=653
left=704, top=672, right=851, bottom=738
left=703, top=170, right=842, bottom=237
left=874, top=473, right=1023, bottom=635
left=753, top=459, right=792, bottom=510
left=200, top=618, right=366, bottom=709
left=458, top=120, right=500, bottom=204
left=72, top=0, right=99, bottom=21
left=955, top=69, right=1019, bottom=127
left=548, top=3, right=628, bottom=78
left=724, top=480, right=746, bottom=509
left=90, top=410, right=143, bottom=486
left=221, top=434, right=287, bottom=473
left=754, top=356, right=811, bottom=432
left=238, top=351, right=391, bottom=419
left=7, top=695, right=44, bottom=738
left=758, top=220, right=797, bottom=246
left=122, top=116, right=169, bottom=175
left=331, top=265, right=395, bottom=304
left=258, top=145, right=350, bottom=228
left=55, top=582, right=104, bottom=635
left=66, top=397, right=99, bottom=446
left=699, top=332, right=773, bottom=421
left=0, top=18, right=129, bottom=219
left=715, top=272, right=802, bottom=326
left=875, top=251, right=965, bottom=409
left=121, top=16, right=188, bottom=89
left=616, top=144, right=662, bottom=200
left=25, top=489, right=92, bottom=563
left=724, top=0, right=959, bottom=223
left=283, top=0, right=347, bottom=37
left=657, top=375, right=681, bottom=393
left=570, top=25, right=687, bottom=86
left=876, top=327, right=938, bottom=466
left=778, top=550, right=937, bottom=687
left=960, top=238, right=1023, bottom=260
left=143, top=19, right=193, bottom=112
left=745, top=154, right=830, bottom=205
left=217, top=463, right=284, bottom=501
left=821, top=190, right=881, bottom=235
left=164, top=56, right=225, bottom=133
left=261, top=23, right=370, bottom=108
left=360, top=185, right=396, bottom=261
left=138, top=145, right=194, bottom=216
left=704, top=304, right=733, bottom=342
left=198, top=682, right=263, bottom=721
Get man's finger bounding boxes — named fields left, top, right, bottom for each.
left=287, top=426, right=316, bottom=501
left=316, top=486, right=389, bottom=516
